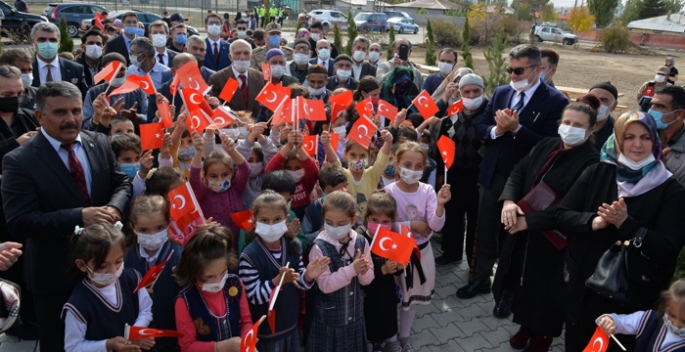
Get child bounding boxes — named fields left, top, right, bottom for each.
left=303, top=164, right=348, bottom=245
left=62, top=223, right=154, bottom=352
left=379, top=144, right=399, bottom=188
left=110, top=134, right=153, bottom=200
left=306, top=191, right=374, bottom=352
left=239, top=192, right=330, bottom=351
left=174, top=224, right=252, bottom=352
left=597, top=278, right=685, bottom=351
left=236, top=121, right=277, bottom=210
left=109, top=116, right=135, bottom=136
left=362, top=191, right=404, bottom=352
left=124, top=195, right=183, bottom=352
left=384, top=142, right=451, bottom=351
left=189, top=131, right=250, bottom=248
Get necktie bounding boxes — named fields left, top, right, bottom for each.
left=214, top=42, right=220, bottom=64
left=239, top=74, right=248, bottom=105
left=158, top=53, right=165, bottom=65
left=512, top=92, right=525, bottom=112
left=46, top=64, right=53, bottom=82
left=61, top=143, right=90, bottom=204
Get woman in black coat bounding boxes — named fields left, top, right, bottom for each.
left=556, top=110, right=685, bottom=352
left=493, top=102, right=600, bottom=352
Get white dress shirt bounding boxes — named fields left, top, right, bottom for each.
left=353, top=62, right=363, bottom=80
left=232, top=65, right=249, bottom=88
left=317, top=58, right=331, bottom=71
left=207, top=38, right=221, bottom=57
left=127, top=62, right=170, bottom=89
left=490, top=78, right=542, bottom=139
left=156, top=50, right=170, bottom=67
left=41, top=128, right=92, bottom=197
left=37, top=56, right=62, bottom=84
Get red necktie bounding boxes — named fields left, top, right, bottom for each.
left=61, top=143, right=90, bottom=205
left=158, top=53, right=164, bottom=65
left=214, top=42, right=220, bottom=64
left=239, top=74, right=248, bottom=105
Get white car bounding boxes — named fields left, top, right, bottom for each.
left=308, top=9, right=348, bottom=31
left=534, top=24, right=577, bottom=45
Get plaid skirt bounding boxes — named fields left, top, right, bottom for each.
left=398, top=242, right=436, bottom=310
left=305, top=317, right=367, bottom=352
left=256, top=328, right=300, bottom=352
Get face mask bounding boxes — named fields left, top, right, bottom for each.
left=207, top=24, right=221, bottom=37
left=420, top=143, right=429, bottom=151
left=663, top=314, right=685, bottom=337
left=152, top=34, right=167, bottom=47
left=175, top=34, right=187, bottom=45
left=337, top=69, right=352, bottom=81
left=255, top=220, right=287, bottom=243
left=367, top=222, right=392, bottom=235
left=311, top=33, right=321, bottom=41
left=286, top=169, right=305, bottom=183
left=384, top=164, right=396, bottom=178
left=318, top=48, right=330, bottom=61
left=349, top=158, right=367, bottom=173
left=129, top=53, right=142, bottom=68
left=110, top=75, right=126, bottom=87
left=37, top=42, right=58, bottom=60
left=87, top=263, right=124, bottom=286
left=294, top=53, right=309, bottom=65
left=399, top=167, right=423, bottom=185
left=268, top=35, right=281, bottom=47
left=558, top=124, right=588, bottom=146
left=648, top=108, right=678, bottom=130
left=137, top=229, right=169, bottom=251
left=332, top=125, right=346, bottom=138
left=178, top=146, right=196, bottom=160
left=124, top=26, right=138, bottom=36
left=369, top=51, right=380, bottom=62
left=509, top=73, right=537, bottom=92
left=597, top=104, right=610, bottom=122
left=136, top=28, right=145, bottom=36
left=462, top=95, right=484, bottom=111
left=86, top=44, right=103, bottom=60
left=238, top=127, right=250, bottom=139
left=202, top=272, right=228, bottom=292
left=271, top=64, right=286, bottom=79
left=223, top=128, right=240, bottom=140
left=249, top=162, right=264, bottom=177
left=655, top=74, right=666, bottom=83
left=438, top=62, right=453, bottom=75
left=21, top=73, right=32, bottom=88
left=618, top=153, right=655, bottom=170
left=324, top=222, right=352, bottom=240
left=352, top=50, right=366, bottom=62
left=0, top=97, right=19, bottom=113
left=120, top=162, right=141, bottom=178
left=233, top=60, right=250, bottom=73
left=208, top=179, right=231, bottom=193
left=308, top=85, right=326, bottom=97
left=237, top=30, right=247, bottom=38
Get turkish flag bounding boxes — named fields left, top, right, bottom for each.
left=181, top=87, right=213, bottom=116
left=329, top=132, right=340, bottom=150
left=257, top=81, right=291, bottom=112
left=212, top=105, right=237, bottom=128
left=377, top=99, right=398, bottom=123
left=370, top=227, right=414, bottom=264
left=261, top=62, right=272, bottom=81
left=168, top=183, right=204, bottom=231
left=267, top=308, right=277, bottom=336
left=187, top=109, right=213, bottom=133
left=231, top=209, right=255, bottom=232
left=348, top=116, right=376, bottom=150
left=583, top=326, right=609, bottom=352
left=125, top=324, right=184, bottom=340
left=447, top=100, right=463, bottom=116
left=219, top=77, right=240, bottom=103
left=134, top=250, right=174, bottom=292
left=129, top=74, right=156, bottom=95
left=355, top=97, right=375, bottom=119
left=139, top=122, right=165, bottom=150
left=95, top=11, right=107, bottom=21
left=271, top=98, right=294, bottom=126
left=412, top=90, right=439, bottom=120
left=109, top=76, right=140, bottom=96
left=401, top=225, right=421, bottom=262
left=94, top=60, right=120, bottom=84
left=176, top=61, right=211, bottom=95
left=169, top=74, right=181, bottom=97
left=436, top=135, right=456, bottom=170
left=240, top=316, right=265, bottom=352
left=302, top=135, right=318, bottom=156
left=298, top=96, right=326, bottom=122
left=93, top=17, right=104, bottom=30
left=158, top=101, right=173, bottom=129
left=330, top=104, right=346, bottom=126
left=329, top=90, right=354, bottom=110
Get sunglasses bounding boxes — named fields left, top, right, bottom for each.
left=506, top=65, right=536, bottom=75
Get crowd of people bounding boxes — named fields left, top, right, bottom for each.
left=0, top=8, right=685, bottom=352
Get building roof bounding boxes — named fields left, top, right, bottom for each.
left=627, top=13, right=685, bottom=33
left=385, top=0, right=464, bottom=10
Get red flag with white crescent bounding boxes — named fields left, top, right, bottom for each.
left=436, top=135, right=456, bottom=170
left=582, top=326, right=609, bottom=352
left=412, top=89, right=439, bottom=120
left=129, top=74, right=156, bottom=95
left=125, top=324, right=184, bottom=340
left=370, top=227, right=414, bottom=264
left=240, top=316, right=266, bottom=352
left=302, top=134, right=318, bottom=156
left=134, top=250, right=174, bottom=292
left=219, top=77, right=240, bottom=103
left=447, top=100, right=463, bottom=116
left=355, top=97, right=375, bottom=119
left=212, top=105, right=237, bottom=129
left=348, top=116, right=376, bottom=150
left=93, top=60, right=120, bottom=84
left=139, top=122, right=165, bottom=150
left=176, top=61, right=211, bottom=95
left=376, top=99, right=398, bottom=123
left=109, top=76, right=140, bottom=96
left=168, top=183, right=204, bottom=231
left=256, top=81, right=291, bottom=112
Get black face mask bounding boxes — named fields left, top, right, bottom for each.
left=0, top=96, right=19, bottom=113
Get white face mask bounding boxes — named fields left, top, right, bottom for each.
left=420, top=143, right=429, bottom=151
left=618, top=153, right=655, bottom=170
left=438, top=62, right=453, bottom=75
left=152, top=34, right=168, bottom=48
left=137, top=229, right=169, bottom=251
left=87, top=263, right=124, bottom=286
left=255, top=220, right=288, bottom=243
left=325, top=222, right=352, bottom=240
left=655, top=74, right=667, bottom=83
left=368, top=51, right=380, bottom=62
left=336, top=69, right=352, bottom=81
left=308, top=85, right=326, bottom=97
left=399, top=167, right=423, bottom=185
left=21, top=73, right=32, bottom=88
left=233, top=60, right=250, bottom=73
left=237, top=30, right=247, bottom=38
left=510, top=72, right=538, bottom=92
left=207, top=24, right=221, bottom=37
left=201, top=272, right=229, bottom=293
left=110, top=75, right=126, bottom=87
left=558, top=124, right=589, bottom=146
left=85, top=44, right=103, bottom=60
left=461, top=95, right=484, bottom=111
left=249, top=162, right=264, bottom=177
left=597, top=104, right=610, bottom=122
left=294, top=53, right=309, bottom=65
left=221, top=128, right=240, bottom=140
left=286, top=169, right=305, bottom=183
left=311, top=33, right=321, bottom=41
left=318, top=48, right=331, bottom=61
left=129, top=54, right=142, bottom=68
left=238, top=126, right=250, bottom=139
left=332, top=125, right=346, bottom=138
left=352, top=50, right=366, bottom=62
left=271, top=64, right=286, bottom=79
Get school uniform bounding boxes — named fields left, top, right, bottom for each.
left=597, top=311, right=685, bottom=352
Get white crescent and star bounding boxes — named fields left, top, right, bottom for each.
left=188, top=79, right=200, bottom=91
left=357, top=124, right=369, bottom=138
left=379, top=237, right=393, bottom=251
left=243, top=330, right=255, bottom=350
left=214, top=117, right=226, bottom=126
left=417, top=96, right=428, bottom=108
left=192, top=115, right=202, bottom=129
left=265, top=91, right=277, bottom=103
left=140, top=81, right=150, bottom=91
left=137, top=328, right=159, bottom=336
left=189, top=93, right=202, bottom=105
left=592, top=337, right=604, bottom=352
left=304, top=141, right=314, bottom=150
left=174, top=195, right=186, bottom=210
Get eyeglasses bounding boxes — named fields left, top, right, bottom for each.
left=0, top=66, right=21, bottom=77
left=506, top=65, right=536, bottom=75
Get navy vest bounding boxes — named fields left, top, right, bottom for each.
left=241, top=237, right=300, bottom=341
left=61, top=268, right=140, bottom=341
left=636, top=310, right=685, bottom=352
left=179, top=275, right=243, bottom=342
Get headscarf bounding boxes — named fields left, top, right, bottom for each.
left=667, top=57, right=675, bottom=68
left=380, top=66, right=418, bottom=112
left=599, top=110, right=672, bottom=197
left=432, top=67, right=474, bottom=101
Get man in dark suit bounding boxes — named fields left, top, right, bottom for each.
left=149, top=53, right=209, bottom=119
left=350, top=36, right=377, bottom=80
left=76, top=29, right=106, bottom=87
left=149, top=20, right=178, bottom=68
left=309, top=39, right=335, bottom=77
left=185, top=35, right=217, bottom=83
left=204, top=13, right=232, bottom=71
left=30, top=23, right=88, bottom=98
left=209, top=39, right=266, bottom=118
left=308, top=21, right=339, bottom=60
left=456, top=45, right=569, bottom=310
left=327, top=55, right=359, bottom=91
left=104, top=12, right=140, bottom=66
left=1, top=81, right=131, bottom=351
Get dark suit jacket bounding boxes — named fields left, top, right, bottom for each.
left=357, top=62, right=377, bottom=80
left=201, top=66, right=216, bottom=85
left=326, top=76, right=359, bottom=91
left=1, top=131, right=131, bottom=294
left=210, top=67, right=266, bottom=117
left=104, top=35, right=131, bottom=66
left=309, top=57, right=335, bottom=76
left=164, top=49, right=178, bottom=68
left=76, top=54, right=102, bottom=87
left=204, top=38, right=231, bottom=71
left=31, top=57, right=89, bottom=98
left=474, top=81, right=569, bottom=189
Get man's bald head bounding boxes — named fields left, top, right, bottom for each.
left=316, top=39, right=331, bottom=51
left=172, top=52, right=198, bottom=69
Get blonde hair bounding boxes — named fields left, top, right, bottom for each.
left=203, top=150, right=234, bottom=175
left=322, top=191, right=356, bottom=219
left=395, top=141, right=427, bottom=166
left=660, top=278, right=685, bottom=315
left=130, top=195, right=170, bottom=227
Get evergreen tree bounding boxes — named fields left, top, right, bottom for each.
left=483, top=31, right=509, bottom=96
left=588, top=0, right=620, bottom=28
left=425, top=20, right=436, bottom=65
left=58, top=16, right=74, bottom=53
left=333, top=24, right=343, bottom=56
left=387, top=25, right=395, bottom=60
left=295, top=18, right=303, bottom=33
left=639, top=0, right=667, bottom=19
left=461, top=17, right=474, bottom=69
left=345, top=11, right=358, bottom=56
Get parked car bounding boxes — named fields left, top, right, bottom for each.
left=533, top=23, right=577, bottom=45
left=80, top=10, right=198, bottom=37
left=386, top=17, right=418, bottom=34
left=41, top=3, right=108, bottom=37
left=354, top=12, right=386, bottom=32
left=307, top=9, right=347, bottom=31
left=0, top=0, right=48, bottom=36
left=383, top=11, right=412, bottom=22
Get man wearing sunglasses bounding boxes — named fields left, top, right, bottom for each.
left=457, top=45, right=569, bottom=315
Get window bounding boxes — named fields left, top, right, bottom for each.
left=542, top=27, right=550, bottom=33
left=0, top=2, right=11, bottom=12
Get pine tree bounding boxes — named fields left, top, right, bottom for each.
left=461, top=17, right=474, bottom=69
left=425, top=20, right=436, bottom=66
left=483, top=31, right=509, bottom=96
left=58, top=16, right=74, bottom=53
left=588, top=0, right=620, bottom=28
left=345, top=11, right=358, bottom=56
left=387, top=25, right=395, bottom=60
left=639, top=0, right=667, bottom=19
left=333, top=24, right=343, bottom=56
left=295, top=18, right=303, bottom=33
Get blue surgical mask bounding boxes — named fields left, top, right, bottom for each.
left=175, top=34, right=187, bottom=45
left=120, top=162, right=141, bottom=178
left=384, top=165, right=396, bottom=178
left=37, top=42, right=58, bottom=60
left=178, top=146, right=196, bottom=161
left=136, top=27, right=145, bottom=36
left=663, top=314, right=685, bottom=337
left=268, top=35, right=281, bottom=47
left=124, top=26, right=138, bottom=36
left=648, top=108, right=678, bottom=130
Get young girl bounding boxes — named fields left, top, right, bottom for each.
left=190, top=131, right=250, bottom=248
left=124, top=195, right=182, bottom=352
left=239, top=192, right=330, bottom=351
left=175, top=224, right=253, bottom=352
left=384, top=142, right=451, bottom=351
left=597, top=278, right=685, bottom=351
left=362, top=191, right=403, bottom=352
left=379, top=144, right=399, bottom=188
left=62, top=223, right=154, bottom=352
left=236, top=121, right=277, bottom=210
left=306, top=191, right=374, bottom=352
left=111, top=134, right=154, bottom=200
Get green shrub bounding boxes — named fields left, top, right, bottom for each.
left=483, top=31, right=509, bottom=95
left=425, top=20, right=436, bottom=65
left=333, top=23, right=343, bottom=56
left=345, top=11, right=357, bottom=55
left=417, top=8, right=428, bottom=15
left=599, top=25, right=631, bottom=53
left=432, top=20, right=462, bottom=47
left=387, top=25, right=395, bottom=60
left=461, top=17, right=474, bottom=69
left=58, top=15, right=74, bottom=53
